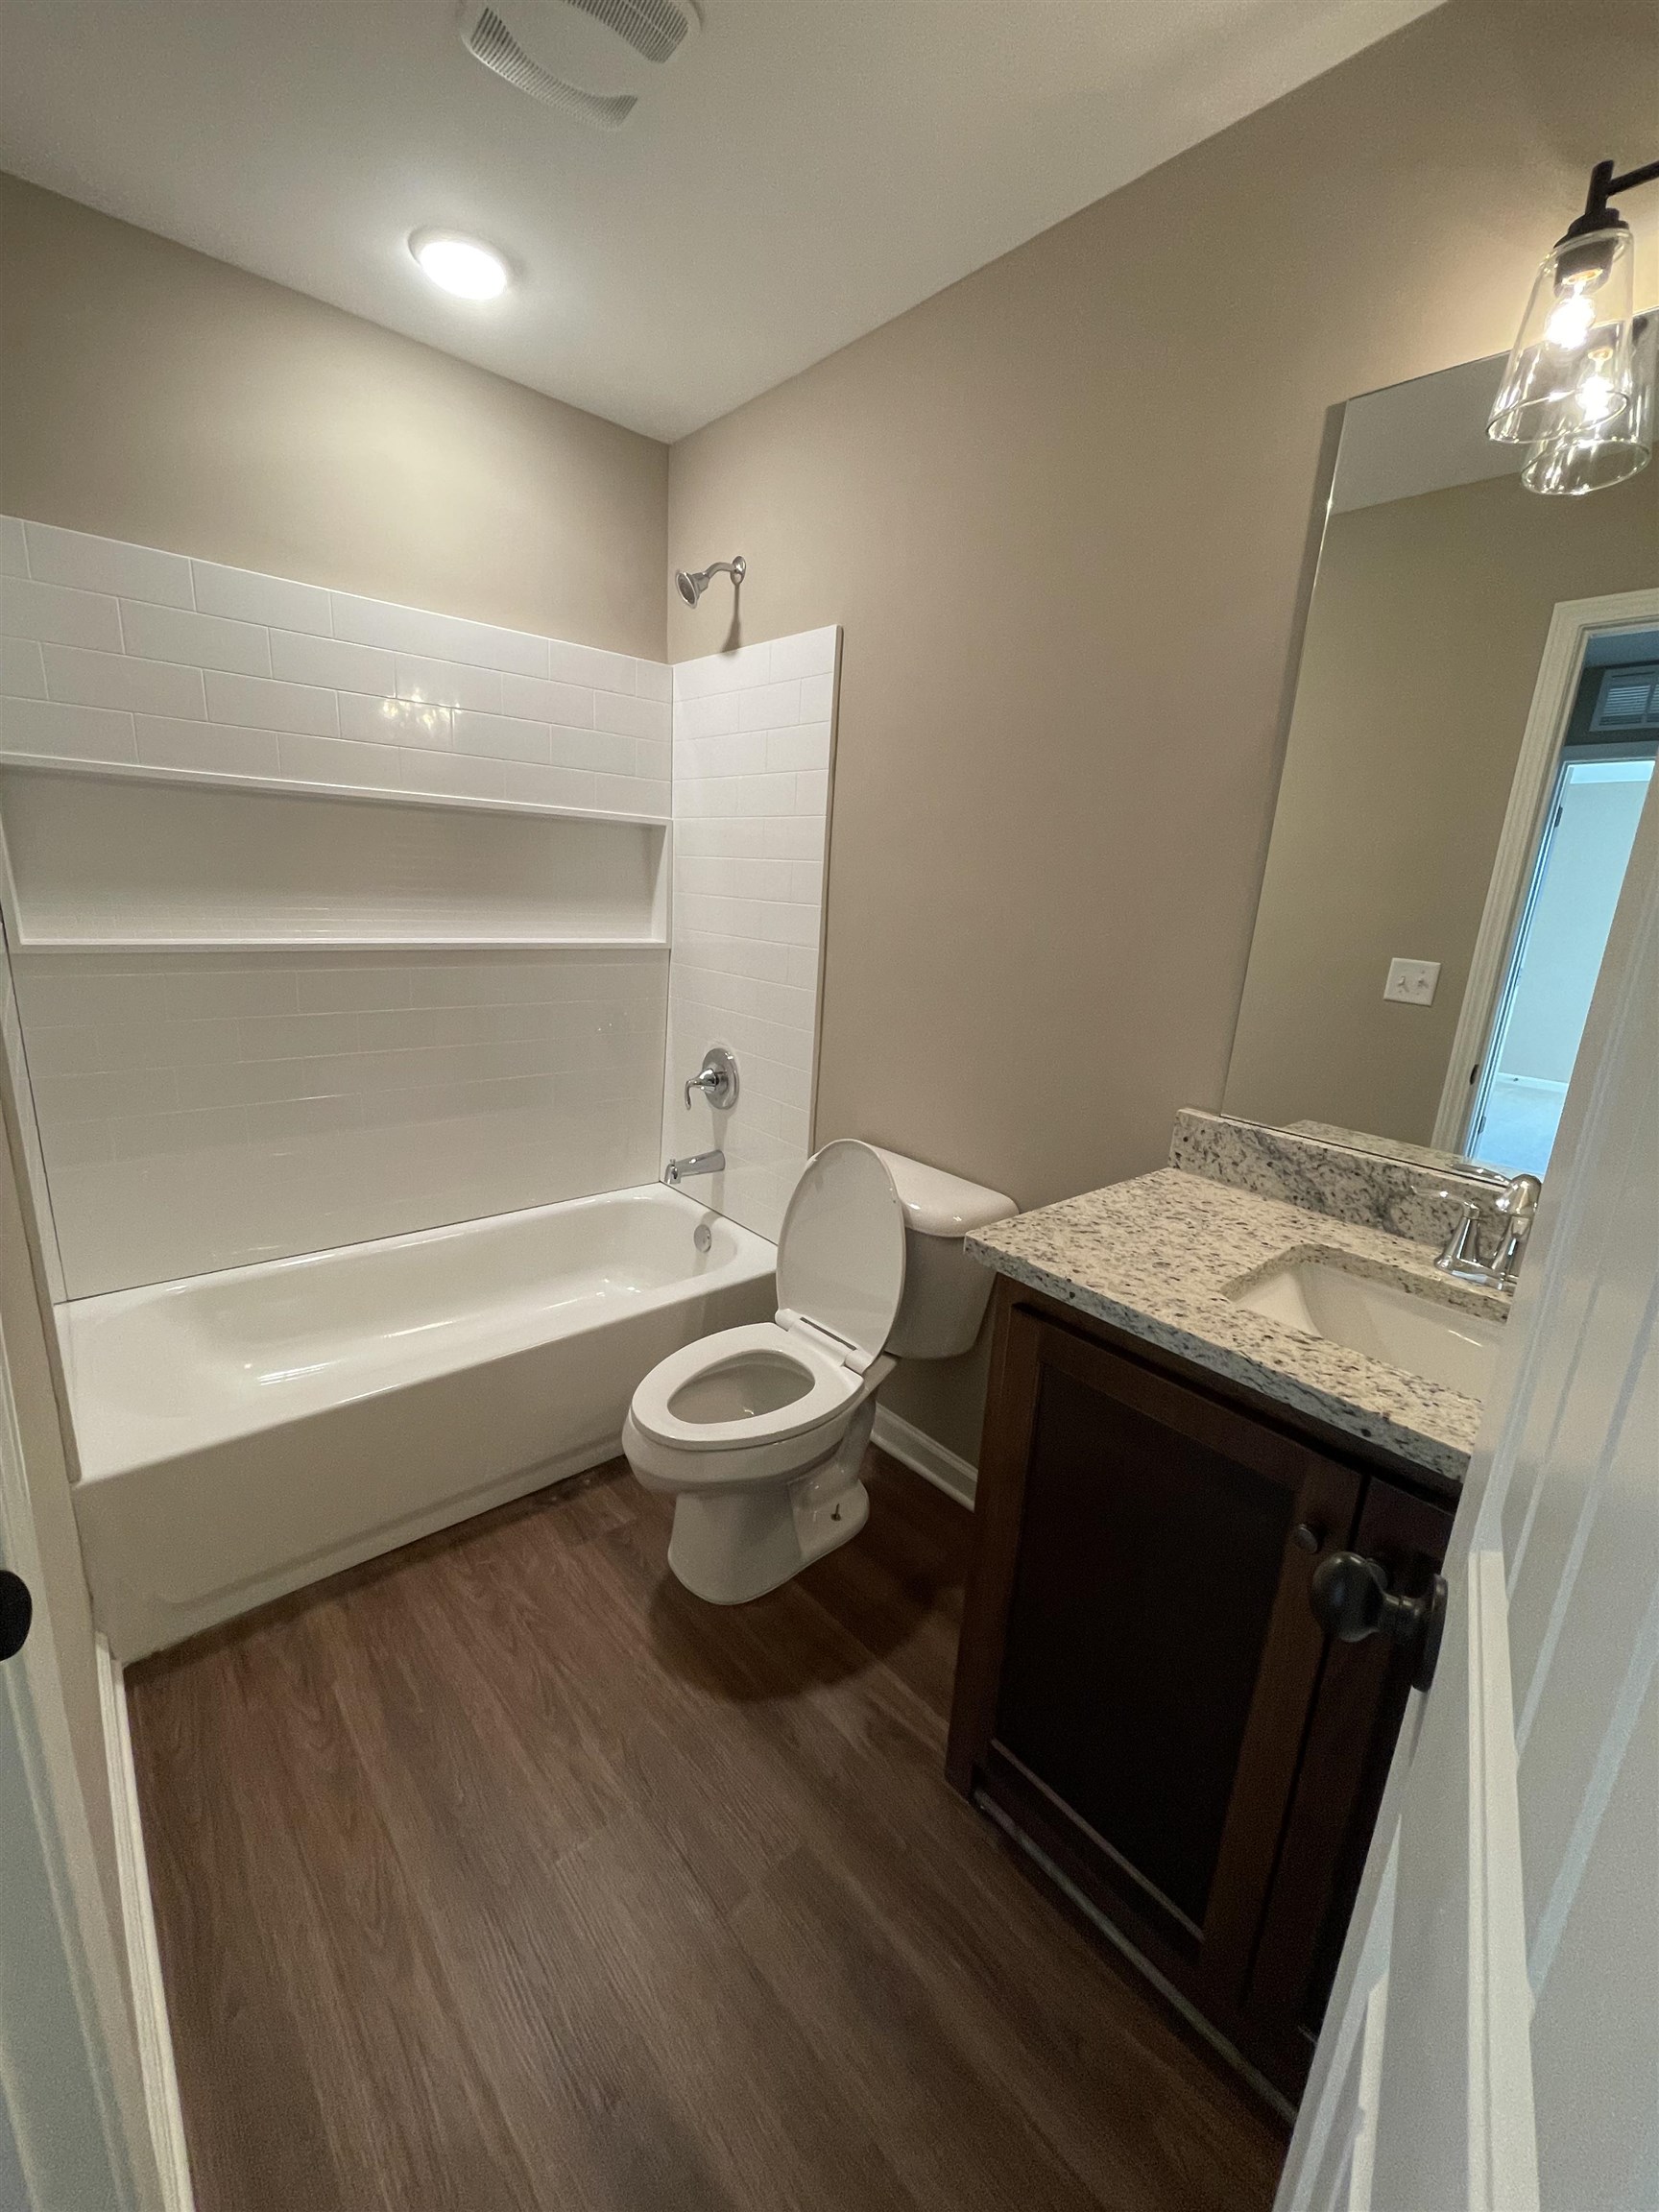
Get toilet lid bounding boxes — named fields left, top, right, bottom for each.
left=776, top=1140, right=906, bottom=1367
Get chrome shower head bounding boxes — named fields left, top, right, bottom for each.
left=675, top=555, right=746, bottom=608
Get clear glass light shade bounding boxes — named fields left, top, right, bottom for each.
left=1488, top=226, right=1637, bottom=444
left=1522, top=310, right=1656, bottom=495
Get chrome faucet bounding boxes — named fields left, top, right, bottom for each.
left=664, top=1149, right=725, bottom=1188
left=1433, top=1172, right=1541, bottom=1292
left=1489, top=1172, right=1542, bottom=1286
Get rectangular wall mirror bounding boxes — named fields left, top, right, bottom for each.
left=1224, top=346, right=1658, bottom=1179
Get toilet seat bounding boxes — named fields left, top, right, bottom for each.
left=627, top=1320, right=863, bottom=1454
left=627, top=1139, right=908, bottom=1468
left=772, top=1138, right=908, bottom=1373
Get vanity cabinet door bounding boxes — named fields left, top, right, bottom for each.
left=950, top=1301, right=1363, bottom=2064
left=1241, top=1475, right=1455, bottom=2080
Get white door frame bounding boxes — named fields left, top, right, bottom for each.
left=1431, top=585, right=1659, bottom=1153
left=0, top=1162, right=166, bottom=2207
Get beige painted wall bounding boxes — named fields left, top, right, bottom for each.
left=0, top=174, right=668, bottom=657
left=1224, top=469, right=1658, bottom=1144
left=666, top=0, right=1659, bottom=1459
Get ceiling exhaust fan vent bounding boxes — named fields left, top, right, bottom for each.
left=565, top=0, right=689, bottom=66
left=461, top=6, right=638, bottom=130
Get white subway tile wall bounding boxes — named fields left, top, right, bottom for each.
left=13, top=948, right=668, bottom=1294
left=0, top=519, right=671, bottom=818
left=0, top=521, right=841, bottom=1291
left=663, top=628, right=838, bottom=1242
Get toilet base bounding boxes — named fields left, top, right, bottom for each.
left=667, top=1476, right=869, bottom=1605
left=664, top=1401, right=878, bottom=1604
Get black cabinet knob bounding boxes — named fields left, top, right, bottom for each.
left=1309, top=1551, right=1446, bottom=1693
left=0, top=1570, right=32, bottom=1661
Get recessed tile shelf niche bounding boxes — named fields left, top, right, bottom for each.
left=0, top=763, right=669, bottom=949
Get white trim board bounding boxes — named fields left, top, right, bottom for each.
left=1432, top=586, right=1659, bottom=1153
left=872, top=1405, right=976, bottom=1507
left=96, top=1638, right=195, bottom=2212
left=0, top=1163, right=164, bottom=2206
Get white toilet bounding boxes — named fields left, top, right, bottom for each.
left=623, top=1141, right=1015, bottom=1603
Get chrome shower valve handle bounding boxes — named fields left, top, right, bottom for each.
left=684, top=1046, right=738, bottom=1112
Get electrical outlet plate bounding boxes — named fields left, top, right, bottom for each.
left=1383, top=957, right=1441, bottom=1006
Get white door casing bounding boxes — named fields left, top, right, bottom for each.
left=0, top=1189, right=163, bottom=2209
left=1283, top=780, right=1658, bottom=2211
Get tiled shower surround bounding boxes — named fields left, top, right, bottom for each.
left=12, top=948, right=669, bottom=1292
left=0, top=514, right=671, bottom=813
left=664, top=630, right=838, bottom=1242
left=0, top=517, right=838, bottom=1294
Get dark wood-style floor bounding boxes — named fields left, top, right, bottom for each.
left=128, top=1452, right=1286, bottom=2212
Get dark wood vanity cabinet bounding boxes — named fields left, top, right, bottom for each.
left=948, top=1280, right=1454, bottom=2103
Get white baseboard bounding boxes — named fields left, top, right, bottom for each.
left=872, top=1406, right=976, bottom=1507
left=96, top=1636, right=196, bottom=2212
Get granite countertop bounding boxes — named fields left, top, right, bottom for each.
left=967, top=1168, right=1508, bottom=1485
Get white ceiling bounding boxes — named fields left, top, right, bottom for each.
left=0, top=0, right=1442, bottom=443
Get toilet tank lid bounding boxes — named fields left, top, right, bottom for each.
left=867, top=1146, right=1016, bottom=1238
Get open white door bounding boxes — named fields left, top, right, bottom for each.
left=1432, top=585, right=1659, bottom=1160
left=1281, top=785, right=1658, bottom=2212
left=0, top=1263, right=162, bottom=2207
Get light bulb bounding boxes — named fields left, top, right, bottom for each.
left=1545, top=290, right=1598, bottom=349
left=1574, top=346, right=1627, bottom=427
left=1575, top=375, right=1620, bottom=424
left=409, top=230, right=511, bottom=301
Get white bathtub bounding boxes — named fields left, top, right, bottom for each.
left=63, top=1186, right=775, bottom=1659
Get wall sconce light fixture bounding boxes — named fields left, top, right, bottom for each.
left=1490, top=156, right=1659, bottom=494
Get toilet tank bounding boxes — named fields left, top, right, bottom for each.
left=869, top=1147, right=1017, bottom=1360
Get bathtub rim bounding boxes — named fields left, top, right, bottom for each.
left=59, top=1181, right=778, bottom=1485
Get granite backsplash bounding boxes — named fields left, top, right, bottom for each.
left=1168, top=1109, right=1509, bottom=1249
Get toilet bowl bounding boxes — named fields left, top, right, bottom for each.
left=623, top=1140, right=1015, bottom=1603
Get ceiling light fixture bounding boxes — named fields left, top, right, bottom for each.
left=1490, top=154, right=1659, bottom=494
left=409, top=229, right=512, bottom=301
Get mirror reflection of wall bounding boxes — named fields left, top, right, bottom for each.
left=1224, top=349, right=1658, bottom=1174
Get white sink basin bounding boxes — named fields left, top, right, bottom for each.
left=1229, top=1260, right=1503, bottom=1398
